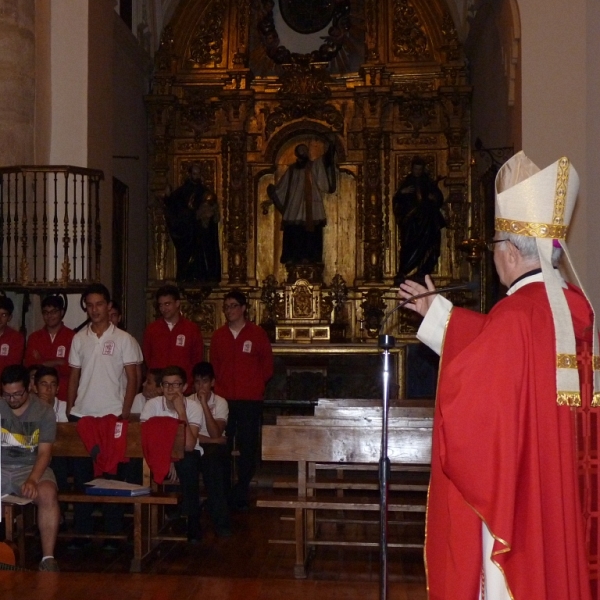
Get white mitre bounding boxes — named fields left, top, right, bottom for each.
left=495, top=151, right=599, bottom=407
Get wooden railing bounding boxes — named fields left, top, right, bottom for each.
left=0, top=166, right=103, bottom=291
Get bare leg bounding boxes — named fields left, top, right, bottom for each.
left=35, top=481, right=60, bottom=557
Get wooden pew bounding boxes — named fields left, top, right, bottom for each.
left=3, top=421, right=185, bottom=572
left=257, top=411, right=433, bottom=578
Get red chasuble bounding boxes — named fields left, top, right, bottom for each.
left=426, top=282, right=593, bottom=600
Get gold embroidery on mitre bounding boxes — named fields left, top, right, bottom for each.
left=557, top=391, right=581, bottom=407
left=592, top=393, right=600, bottom=408
left=552, top=157, right=570, bottom=226
left=556, top=354, right=578, bottom=369
left=494, top=218, right=568, bottom=239
left=593, top=356, right=600, bottom=371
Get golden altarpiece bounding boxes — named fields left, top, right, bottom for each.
left=145, top=0, right=488, bottom=402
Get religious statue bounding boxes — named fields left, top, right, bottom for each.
left=163, top=163, right=221, bottom=282
left=393, top=156, right=446, bottom=283
left=264, top=140, right=337, bottom=265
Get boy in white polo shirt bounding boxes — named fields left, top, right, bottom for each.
left=66, top=283, right=140, bottom=547
left=140, top=365, right=204, bottom=542
left=186, top=361, right=230, bottom=537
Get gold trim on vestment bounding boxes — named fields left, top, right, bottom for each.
left=552, top=157, right=570, bottom=225
left=494, top=218, right=568, bottom=239
left=593, top=356, right=600, bottom=371
left=556, top=354, right=578, bottom=369
left=592, top=393, right=600, bottom=408
left=557, top=391, right=581, bottom=407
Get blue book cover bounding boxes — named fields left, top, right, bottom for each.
left=85, top=486, right=151, bottom=497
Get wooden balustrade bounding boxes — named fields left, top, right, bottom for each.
left=0, top=166, right=103, bottom=291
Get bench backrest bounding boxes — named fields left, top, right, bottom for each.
left=313, top=406, right=434, bottom=419
left=276, top=415, right=434, bottom=428
left=53, top=421, right=185, bottom=460
left=317, top=398, right=434, bottom=408
left=262, top=424, right=431, bottom=464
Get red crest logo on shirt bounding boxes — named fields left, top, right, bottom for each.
left=0, top=344, right=8, bottom=356
left=102, top=341, right=115, bottom=356
left=56, top=345, right=66, bottom=358
left=176, top=334, right=186, bottom=347
left=114, top=422, right=123, bottom=438
left=243, top=340, right=252, bottom=353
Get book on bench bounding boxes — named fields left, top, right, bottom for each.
left=84, top=478, right=151, bottom=497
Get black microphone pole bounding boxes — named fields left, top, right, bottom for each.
left=377, top=331, right=394, bottom=600
left=377, top=280, right=475, bottom=600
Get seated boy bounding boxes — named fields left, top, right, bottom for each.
left=34, top=366, right=67, bottom=422
left=0, top=364, right=60, bottom=571
left=139, top=365, right=204, bottom=542
left=130, top=368, right=163, bottom=415
left=33, top=366, right=70, bottom=506
left=186, top=361, right=230, bottom=537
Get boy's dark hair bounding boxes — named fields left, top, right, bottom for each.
left=146, top=368, right=164, bottom=384
left=27, top=364, right=43, bottom=376
left=111, top=300, right=122, bottom=314
left=1, top=364, right=30, bottom=389
left=82, top=283, right=111, bottom=305
left=160, top=365, right=187, bottom=385
left=223, top=290, right=247, bottom=307
left=41, top=295, right=65, bottom=311
left=0, top=296, right=15, bottom=315
left=34, top=366, right=59, bottom=386
left=156, top=285, right=180, bottom=302
left=192, top=361, right=215, bottom=380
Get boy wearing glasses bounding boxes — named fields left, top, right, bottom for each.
left=0, top=364, right=60, bottom=571
left=139, top=365, right=204, bottom=541
left=0, top=296, right=25, bottom=374
left=24, top=295, right=74, bottom=402
left=210, top=291, right=273, bottom=511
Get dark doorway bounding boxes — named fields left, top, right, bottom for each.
left=112, top=177, right=129, bottom=327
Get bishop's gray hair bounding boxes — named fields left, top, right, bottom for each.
left=501, top=232, right=563, bottom=267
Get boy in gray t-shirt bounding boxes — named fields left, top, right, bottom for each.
left=0, top=364, right=60, bottom=572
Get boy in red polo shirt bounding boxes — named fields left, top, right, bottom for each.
left=142, top=285, right=203, bottom=394
left=24, top=295, right=74, bottom=402
left=0, top=296, right=24, bottom=373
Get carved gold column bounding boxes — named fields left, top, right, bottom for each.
left=145, top=26, right=177, bottom=283
left=225, top=130, right=248, bottom=284
left=364, top=0, right=380, bottom=63
left=440, top=86, right=471, bottom=278
left=363, top=129, right=384, bottom=283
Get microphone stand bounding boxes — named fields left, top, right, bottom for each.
left=377, top=332, right=394, bottom=600
left=377, top=280, right=474, bottom=600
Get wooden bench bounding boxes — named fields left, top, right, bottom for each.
left=257, top=408, right=433, bottom=578
left=3, top=421, right=185, bottom=572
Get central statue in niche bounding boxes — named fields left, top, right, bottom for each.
left=265, top=139, right=337, bottom=266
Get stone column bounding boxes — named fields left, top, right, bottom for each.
left=0, top=0, right=35, bottom=165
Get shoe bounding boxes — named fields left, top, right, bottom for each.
left=39, top=557, right=60, bottom=572
left=165, top=507, right=181, bottom=521
left=102, top=540, right=120, bottom=552
left=216, top=526, right=232, bottom=538
left=67, top=538, right=93, bottom=551
left=231, top=499, right=249, bottom=512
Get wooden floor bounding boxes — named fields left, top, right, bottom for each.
left=1, top=463, right=428, bottom=600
